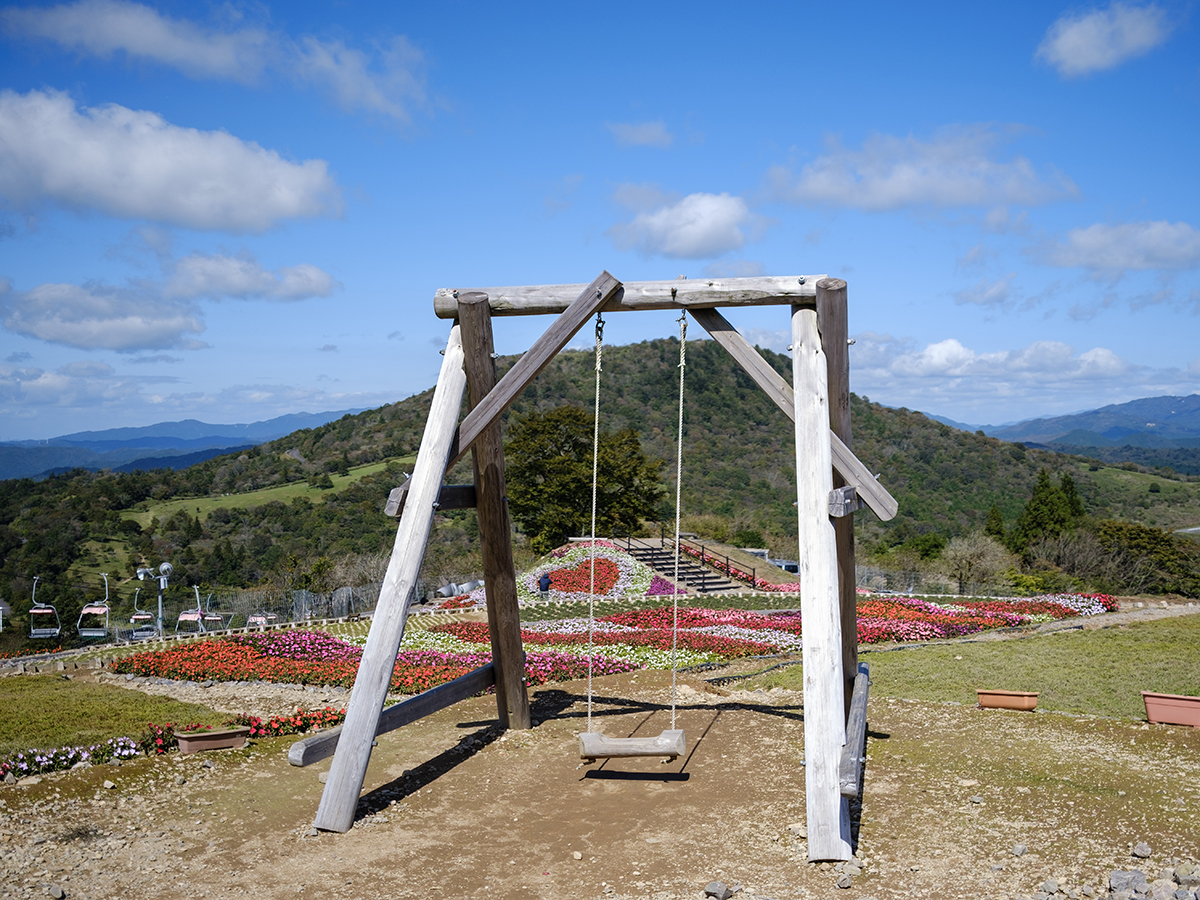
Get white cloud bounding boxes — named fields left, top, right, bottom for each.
left=609, top=191, right=759, bottom=259
left=846, top=332, right=1200, bottom=422
left=607, top=120, right=673, bottom=148
left=1037, top=3, right=1171, bottom=77
left=2, top=0, right=270, bottom=81
left=1043, top=221, right=1200, bottom=271
left=0, top=363, right=393, bottom=426
left=0, top=359, right=160, bottom=407
left=0, top=281, right=205, bottom=351
left=767, top=126, right=1077, bottom=211
left=0, top=89, right=341, bottom=231
left=1, top=251, right=336, bottom=351
left=953, top=273, right=1017, bottom=308
left=292, top=35, right=426, bottom=123
left=164, top=253, right=338, bottom=300
left=2, top=0, right=427, bottom=124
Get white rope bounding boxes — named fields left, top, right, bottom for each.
left=671, top=312, right=687, bottom=729
left=586, top=312, right=604, bottom=732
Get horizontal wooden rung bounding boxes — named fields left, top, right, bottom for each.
left=385, top=481, right=477, bottom=517
left=578, top=729, right=686, bottom=762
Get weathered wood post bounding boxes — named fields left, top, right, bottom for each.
left=313, top=325, right=468, bottom=834
left=457, top=291, right=531, bottom=730
left=792, top=303, right=852, bottom=861
left=816, top=277, right=858, bottom=715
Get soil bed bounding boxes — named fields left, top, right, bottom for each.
left=2, top=663, right=1198, bottom=900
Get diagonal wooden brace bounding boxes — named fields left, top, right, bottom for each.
left=689, top=307, right=897, bottom=521
left=444, top=271, right=623, bottom=470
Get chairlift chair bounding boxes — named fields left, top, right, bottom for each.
left=175, top=587, right=207, bottom=635
left=128, top=587, right=158, bottom=640
left=246, top=611, right=278, bottom=628
left=28, top=576, right=61, bottom=640
left=77, top=573, right=111, bottom=640
left=201, top=593, right=227, bottom=630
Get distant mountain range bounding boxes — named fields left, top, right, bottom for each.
left=924, top=394, right=1200, bottom=475
left=0, top=409, right=365, bottom=481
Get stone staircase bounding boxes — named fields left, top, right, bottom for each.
left=621, top=539, right=741, bottom=594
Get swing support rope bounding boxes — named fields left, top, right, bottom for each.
left=670, top=311, right=687, bottom=729
left=586, top=313, right=604, bottom=733
left=584, top=311, right=688, bottom=735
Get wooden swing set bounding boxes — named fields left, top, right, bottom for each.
left=291, top=271, right=897, bottom=861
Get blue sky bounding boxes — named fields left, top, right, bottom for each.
left=1, top=1, right=1197, bottom=439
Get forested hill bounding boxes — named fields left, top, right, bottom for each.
left=4, top=337, right=1200, bottom=630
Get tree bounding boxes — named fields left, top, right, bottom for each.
left=1059, top=472, right=1085, bottom=518
left=1009, top=469, right=1074, bottom=553
left=942, top=532, right=1014, bottom=594
left=983, top=504, right=1006, bottom=542
left=505, top=406, right=666, bottom=553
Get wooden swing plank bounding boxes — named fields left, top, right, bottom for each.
left=839, top=662, right=871, bottom=799
left=313, top=324, right=468, bottom=835
left=459, top=291, right=531, bottom=731
left=433, top=275, right=824, bottom=318
left=445, top=271, right=623, bottom=469
left=288, top=663, right=496, bottom=767
left=793, top=304, right=852, bottom=861
left=689, top=306, right=897, bottom=521
left=578, top=729, right=686, bottom=762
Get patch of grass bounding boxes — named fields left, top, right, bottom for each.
left=125, top=456, right=416, bottom=526
left=751, top=613, right=1200, bottom=721
left=0, top=675, right=226, bottom=756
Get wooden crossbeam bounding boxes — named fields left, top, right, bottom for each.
left=288, top=664, right=496, bottom=767
left=445, top=271, right=622, bottom=469
left=433, top=275, right=823, bottom=318
left=313, top=324, right=468, bottom=834
left=689, top=306, right=898, bottom=521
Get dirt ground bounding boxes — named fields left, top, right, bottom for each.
left=3, top=604, right=1199, bottom=900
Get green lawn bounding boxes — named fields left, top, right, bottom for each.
left=125, top=455, right=416, bottom=526
left=753, top=613, right=1200, bottom=721
left=0, top=675, right=226, bottom=756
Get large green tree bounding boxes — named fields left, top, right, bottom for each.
left=504, top=406, right=666, bottom=553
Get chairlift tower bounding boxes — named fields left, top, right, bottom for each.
left=136, top=562, right=173, bottom=637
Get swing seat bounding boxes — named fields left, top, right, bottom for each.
left=578, top=729, right=686, bottom=762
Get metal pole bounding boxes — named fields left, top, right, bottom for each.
left=157, top=576, right=165, bottom=637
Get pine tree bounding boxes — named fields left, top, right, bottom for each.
left=1059, top=472, right=1085, bottom=518
left=983, top=504, right=1005, bottom=541
left=1009, top=468, right=1073, bottom=553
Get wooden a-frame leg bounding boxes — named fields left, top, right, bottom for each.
left=792, top=304, right=852, bottom=862
left=312, top=324, right=468, bottom=834
left=816, top=278, right=858, bottom=717
left=458, top=292, right=531, bottom=730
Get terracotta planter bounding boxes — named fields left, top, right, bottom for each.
left=176, top=726, right=251, bottom=755
left=977, top=689, right=1038, bottom=711
left=1142, top=691, right=1200, bottom=728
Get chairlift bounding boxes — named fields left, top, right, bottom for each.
left=246, top=611, right=278, bottom=628
left=175, top=587, right=207, bottom=635
left=128, top=587, right=158, bottom=640
left=28, top=576, right=61, bottom=640
left=77, top=573, right=111, bottom=640
left=201, top=593, right=228, bottom=630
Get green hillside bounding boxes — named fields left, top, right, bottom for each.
left=3, top=337, right=1200, bottom=650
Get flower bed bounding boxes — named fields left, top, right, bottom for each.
left=102, top=593, right=1116, bottom=705
left=0, top=737, right=139, bottom=779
